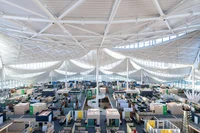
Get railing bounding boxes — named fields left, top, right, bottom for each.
left=0, top=120, right=13, bottom=132
left=87, top=93, right=106, bottom=114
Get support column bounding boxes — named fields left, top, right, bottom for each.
left=126, top=58, right=129, bottom=90
left=50, top=71, right=53, bottom=84
left=180, top=80, right=182, bottom=88
left=117, top=80, right=119, bottom=91
left=1, top=65, right=4, bottom=90
left=141, top=69, right=143, bottom=84
left=65, top=61, right=68, bottom=89
left=184, top=80, right=186, bottom=89
left=192, top=66, right=195, bottom=98
left=96, top=49, right=99, bottom=107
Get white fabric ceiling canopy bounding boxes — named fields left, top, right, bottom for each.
left=0, top=0, right=200, bottom=83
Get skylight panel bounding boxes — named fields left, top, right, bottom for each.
left=9, top=61, right=60, bottom=70
left=156, top=38, right=162, bottom=43
left=10, top=72, right=45, bottom=78
left=163, top=36, right=169, bottom=42
left=115, top=32, right=187, bottom=49
left=170, top=35, right=177, bottom=39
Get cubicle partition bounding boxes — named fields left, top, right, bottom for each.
left=144, top=120, right=180, bottom=133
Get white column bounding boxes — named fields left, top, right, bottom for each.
left=126, top=58, right=129, bottom=90
left=1, top=65, right=4, bottom=89
left=141, top=69, right=143, bottom=84
left=50, top=71, right=53, bottom=84
left=96, top=49, right=99, bottom=107
left=65, top=61, right=68, bottom=89
left=184, top=80, right=186, bottom=89
left=192, top=66, right=195, bottom=97
left=117, top=81, right=119, bottom=91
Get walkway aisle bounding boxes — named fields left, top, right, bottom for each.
left=107, top=87, right=117, bottom=108
left=79, top=91, right=86, bottom=110
left=100, top=115, right=107, bottom=133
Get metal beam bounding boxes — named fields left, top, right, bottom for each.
left=100, top=0, right=121, bottom=48
left=0, top=56, right=3, bottom=89
left=192, top=65, right=195, bottom=97
left=114, top=6, right=200, bottom=47
left=152, top=0, right=174, bottom=34
left=30, top=24, right=52, bottom=39
left=2, top=24, right=200, bottom=42
left=1, top=14, right=52, bottom=22
left=32, top=0, right=85, bottom=49
left=0, top=17, right=71, bottom=57
left=141, top=69, right=143, bottom=84
left=30, top=0, right=84, bottom=39
left=114, top=21, right=155, bottom=47
left=126, top=58, right=129, bottom=90
left=65, top=61, right=68, bottom=89
left=64, top=23, right=103, bottom=36
left=58, top=0, right=85, bottom=19
left=42, top=33, right=100, bottom=38
left=0, top=0, right=47, bottom=18
left=96, top=49, right=99, bottom=107
left=109, top=22, right=150, bottom=35
left=166, top=0, right=192, bottom=15
left=1, top=11, right=200, bottom=24
left=0, top=21, right=21, bottom=30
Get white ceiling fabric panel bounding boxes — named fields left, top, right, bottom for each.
left=106, top=59, right=137, bottom=73
left=54, top=69, right=77, bottom=76
left=0, top=0, right=200, bottom=83
left=58, top=60, right=92, bottom=72
left=74, top=49, right=121, bottom=67
left=129, top=59, right=192, bottom=75
left=143, top=70, right=185, bottom=82
left=100, top=60, right=124, bottom=70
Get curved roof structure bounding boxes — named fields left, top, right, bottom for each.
left=0, top=0, right=200, bottom=86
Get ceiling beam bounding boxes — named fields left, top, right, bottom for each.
left=152, top=0, right=174, bottom=34
left=1, top=20, right=68, bottom=59
left=1, top=11, right=200, bottom=24
left=114, top=21, right=156, bottom=47
left=0, top=21, right=22, bottom=30
left=2, top=24, right=200, bottom=39
left=29, top=0, right=84, bottom=39
left=0, top=18, right=72, bottom=54
left=42, top=33, right=100, bottom=38
left=32, top=0, right=85, bottom=49
left=109, top=22, right=150, bottom=35
left=64, top=23, right=103, bottom=36
left=58, top=0, right=85, bottom=19
left=99, top=0, right=121, bottom=48
left=114, top=1, right=200, bottom=47
left=0, top=0, right=47, bottom=18
left=1, top=14, right=52, bottom=22
left=166, top=0, right=192, bottom=15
